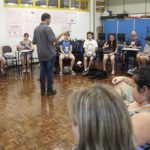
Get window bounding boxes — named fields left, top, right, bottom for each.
left=71, top=0, right=79, bottom=9
left=4, top=0, right=90, bottom=11
left=48, top=0, right=58, bottom=7
left=35, top=0, right=46, bottom=7
left=60, top=0, right=69, bottom=8
left=5, top=0, right=18, bottom=5
left=96, top=0, right=105, bottom=12
left=80, top=0, right=89, bottom=10
left=21, top=0, right=33, bottom=6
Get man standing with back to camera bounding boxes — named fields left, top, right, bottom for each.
left=33, top=13, right=69, bottom=96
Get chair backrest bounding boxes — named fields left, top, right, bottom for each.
left=117, top=33, right=126, bottom=43
left=2, top=46, right=12, bottom=54
left=2, top=46, right=12, bottom=58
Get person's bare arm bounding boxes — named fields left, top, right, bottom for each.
left=103, top=42, right=109, bottom=49
left=134, top=45, right=142, bottom=49
left=125, top=44, right=132, bottom=48
left=69, top=45, right=73, bottom=54
left=131, top=112, right=150, bottom=146
left=60, top=45, right=65, bottom=55
left=30, top=44, right=35, bottom=51
left=55, top=32, right=69, bottom=43
left=47, top=30, right=70, bottom=44
left=16, top=44, right=24, bottom=51
left=112, top=76, right=132, bottom=85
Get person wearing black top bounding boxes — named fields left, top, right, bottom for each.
left=102, top=34, right=118, bottom=75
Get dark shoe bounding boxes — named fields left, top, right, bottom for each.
left=41, top=91, right=45, bottom=96
left=47, top=90, right=57, bottom=96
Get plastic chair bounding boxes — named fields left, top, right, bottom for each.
left=2, top=46, right=18, bottom=71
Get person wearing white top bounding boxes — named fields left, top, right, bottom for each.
left=82, top=32, right=98, bottom=75
left=136, top=36, right=150, bottom=67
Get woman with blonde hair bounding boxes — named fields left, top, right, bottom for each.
left=69, top=85, right=136, bottom=150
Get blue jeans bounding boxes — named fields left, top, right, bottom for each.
left=40, top=56, right=56, bottom=93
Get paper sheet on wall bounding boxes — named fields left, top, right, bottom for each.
left=6, top=8, right=76, bottom=38
left=6, top=8, right=23, bottom=37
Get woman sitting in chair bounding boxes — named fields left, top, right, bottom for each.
left=136, top=36, right=150, bottom=67
left=17, top=33, right=34, bottom=73
left=103, top=34, right=118, bottom=75
left=112, top=67, right=150, bottom=149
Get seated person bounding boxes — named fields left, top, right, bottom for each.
left=69, top=85, right=136, bottom=150
left=17, top=33, right=34, bottom=73
left=125, top=31, right=142, bottom=49
left=82, top=32, right=98, bottom=75
left=112, top=66, right=150, bottom=115
left=137, top=36, right=150, bottom=67
left=131, top=112, right=150, bottom=148
left=122, top=31, right=142, bottom=68
left=0, top=57, right=6, bottom=74
left=0, top=46, right=6, bottom=74
left=59, top=33, right=75, bottom=75
left=102, top=34, right=118, bottom=75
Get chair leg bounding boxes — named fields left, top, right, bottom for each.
left=31, top=58, right=33, bottom=72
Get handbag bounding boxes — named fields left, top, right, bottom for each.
left=103, top=48, right=113, bottom=54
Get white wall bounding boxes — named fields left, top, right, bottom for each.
left=0, top=1, right=6, bottom=45
left=0, top=1, right=91, bottom=57
left=106, top=0, right=150, bottom=15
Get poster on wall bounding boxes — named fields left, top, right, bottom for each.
left=6, top=8, right=23, bottom=37
left=5, top=8, right=76, bottom=38
left=7, top=25, right=23, bottom=38
left=22, top=10, right=42, bottom=36
left=50, top=11, right=65, bottom=24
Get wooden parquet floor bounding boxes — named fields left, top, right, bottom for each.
left=0, top=66, right=124, bottom=150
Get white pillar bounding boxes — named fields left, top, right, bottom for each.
left=90, top=0, right=100, bottom=38
left=89, top=0, right=96, bottom=33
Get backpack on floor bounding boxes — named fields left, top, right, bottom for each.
left=88, top=68, right=107, bottom=79
left=73, top=61, right=84, bottom=73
